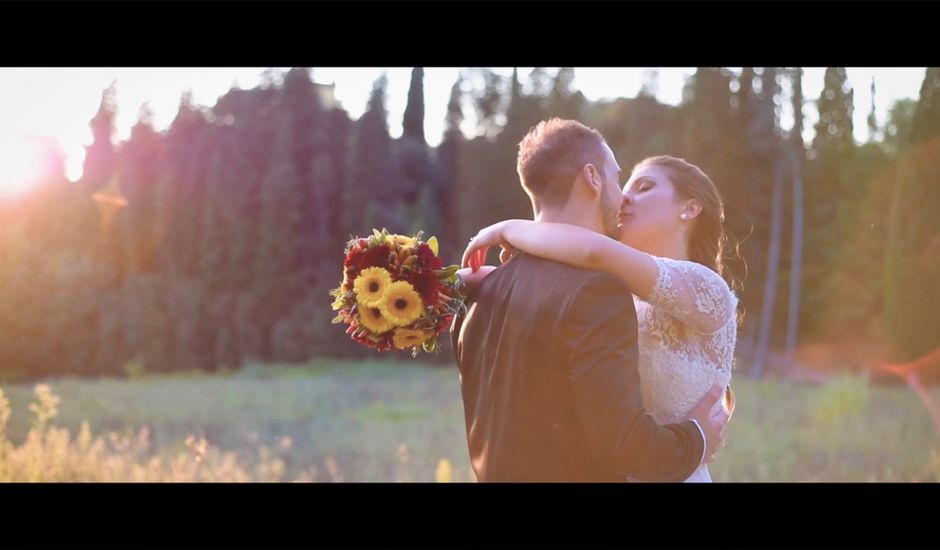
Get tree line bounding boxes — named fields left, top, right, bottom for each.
left=1, top=67, right=937, bottom=379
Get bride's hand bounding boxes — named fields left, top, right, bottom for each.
left=462, top=221, right=514, bottom=272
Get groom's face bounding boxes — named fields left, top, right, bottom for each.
left=596, top=143, right=624, bottom=239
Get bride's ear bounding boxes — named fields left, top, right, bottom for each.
left=684, top=198, right=704, bottom=220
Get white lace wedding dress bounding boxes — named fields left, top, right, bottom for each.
left=633, top=256, right=738, bottom=483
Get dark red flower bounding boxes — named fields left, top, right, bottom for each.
left=343, top=249, right=364, bottom=289
left=344, top=246, right=363, bottom=267
left=342, top=268, right=358, bottom=291
left=360, top=245, right=392, bottom=270
left=405, top=269, right=443, bottom=308
left=416, top=243, right=442, bottom=270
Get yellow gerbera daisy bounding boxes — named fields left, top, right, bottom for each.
left=353, top=267, right=392, bottom=307
left=392, top=234, right=416, bottom=248
left=379, top=281, right=424, bottom=326
left=359, top=305, right=394, bottom=334
left=392, top=327, right=431, bottom=350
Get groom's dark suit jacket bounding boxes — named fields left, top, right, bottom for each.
left=451, top=252, right=704, bottom=482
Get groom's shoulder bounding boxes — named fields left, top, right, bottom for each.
left=509, top=251, right=601, bottom=277
left=509, top=253, right=625, bottom=294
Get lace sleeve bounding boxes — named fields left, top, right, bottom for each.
left=646, top=256, right=738, bottom=335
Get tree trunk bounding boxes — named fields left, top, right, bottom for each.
left=785, top=67, right=805, bottom=361
left=752, top=146, right=786, bottom=378
left=784, top=143, right=804, bottom=359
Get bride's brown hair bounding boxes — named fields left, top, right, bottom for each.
left=634, top=155, right=746, bottom=322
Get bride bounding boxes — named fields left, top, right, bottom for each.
left=460, top=155, right=740, bottom=482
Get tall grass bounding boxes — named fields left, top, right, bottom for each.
left=1, top=359, right=937, bottom=481
left=0, top=384, right=293, bottom=481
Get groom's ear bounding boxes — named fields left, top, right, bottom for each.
left=580, top=163, right=602, bottom=197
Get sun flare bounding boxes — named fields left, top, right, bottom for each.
left=0, top=137, right=44, bottom=196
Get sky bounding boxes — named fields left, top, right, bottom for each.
left=0, top=67, right=927, bottom=191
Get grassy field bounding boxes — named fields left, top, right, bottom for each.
left=1, top=358, right=938, bottom=481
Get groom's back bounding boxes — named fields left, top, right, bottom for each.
left=451, top=252, right=632, bottom=482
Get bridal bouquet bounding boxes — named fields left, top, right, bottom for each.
left=330, top=228, right=467, bottom=356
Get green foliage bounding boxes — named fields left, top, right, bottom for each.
left=883, top=68, right=940, bottom=362
left=883, top=98, right=916, bottom=156
left=800, top=68, right=861, bottom=343
left=810, top=372, right=870, bottom=425
left=0, top=67, right=933, bottom=377
left=910, top=68, right=940, bottom=144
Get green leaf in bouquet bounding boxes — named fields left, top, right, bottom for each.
left=369, top=228, right=389, bottom=247
left=434, top=264, right=460, bottom=280
left=332, top=313, right=346, bottom=324
left=427, top=236, right=439, bottom=256
left=345, top=235, right=360, bottom=253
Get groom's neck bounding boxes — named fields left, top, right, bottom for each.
left=536, top=205, right=603, bottom=234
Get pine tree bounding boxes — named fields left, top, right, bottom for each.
left=402, top=67, right=426, bottom=145
left=784, top=67, right=806, bottom=358
left=528, top=68, right=550, bottom=97
left=435, top=76, right=465, bottom=264
left=400, top=67, right=432, bottom=205
left=547, top=68, right=584, bottom=120
left=883, top=98, right=916, bottom=156
left=346, top=74, right=400, bottom=232
left=683, top=68, right=737, bottom=182
left=802, top=67, right=855, bottom=340
left=813, top=68, right=855, bottom=149
left=884, top=68, right=940, bottom=361
left=911, top=68, right=940, bottom=143
left=640, top=68, right=660, bottom=98
left=117, top=104, right=165, bottom=275
left=750, top=68, right=785, bottom=377
left=473, top=69, right=506, bottom=139
left=81, top=82, right=119, bottom=195
left=253, top=120, right=305, bottom=361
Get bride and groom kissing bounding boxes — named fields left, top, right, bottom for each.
left=452, top=118, right=738, bottom=482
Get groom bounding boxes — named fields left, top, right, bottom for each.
left=451, top=118, right=728, bottom=482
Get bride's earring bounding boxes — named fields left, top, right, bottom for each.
left=680, top=213, right=688, bottom=221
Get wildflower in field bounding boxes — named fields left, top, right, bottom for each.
left=436, top=459, right=452, bottom=483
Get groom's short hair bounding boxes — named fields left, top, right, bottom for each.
left=517, top=118, right=608, bottom=208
